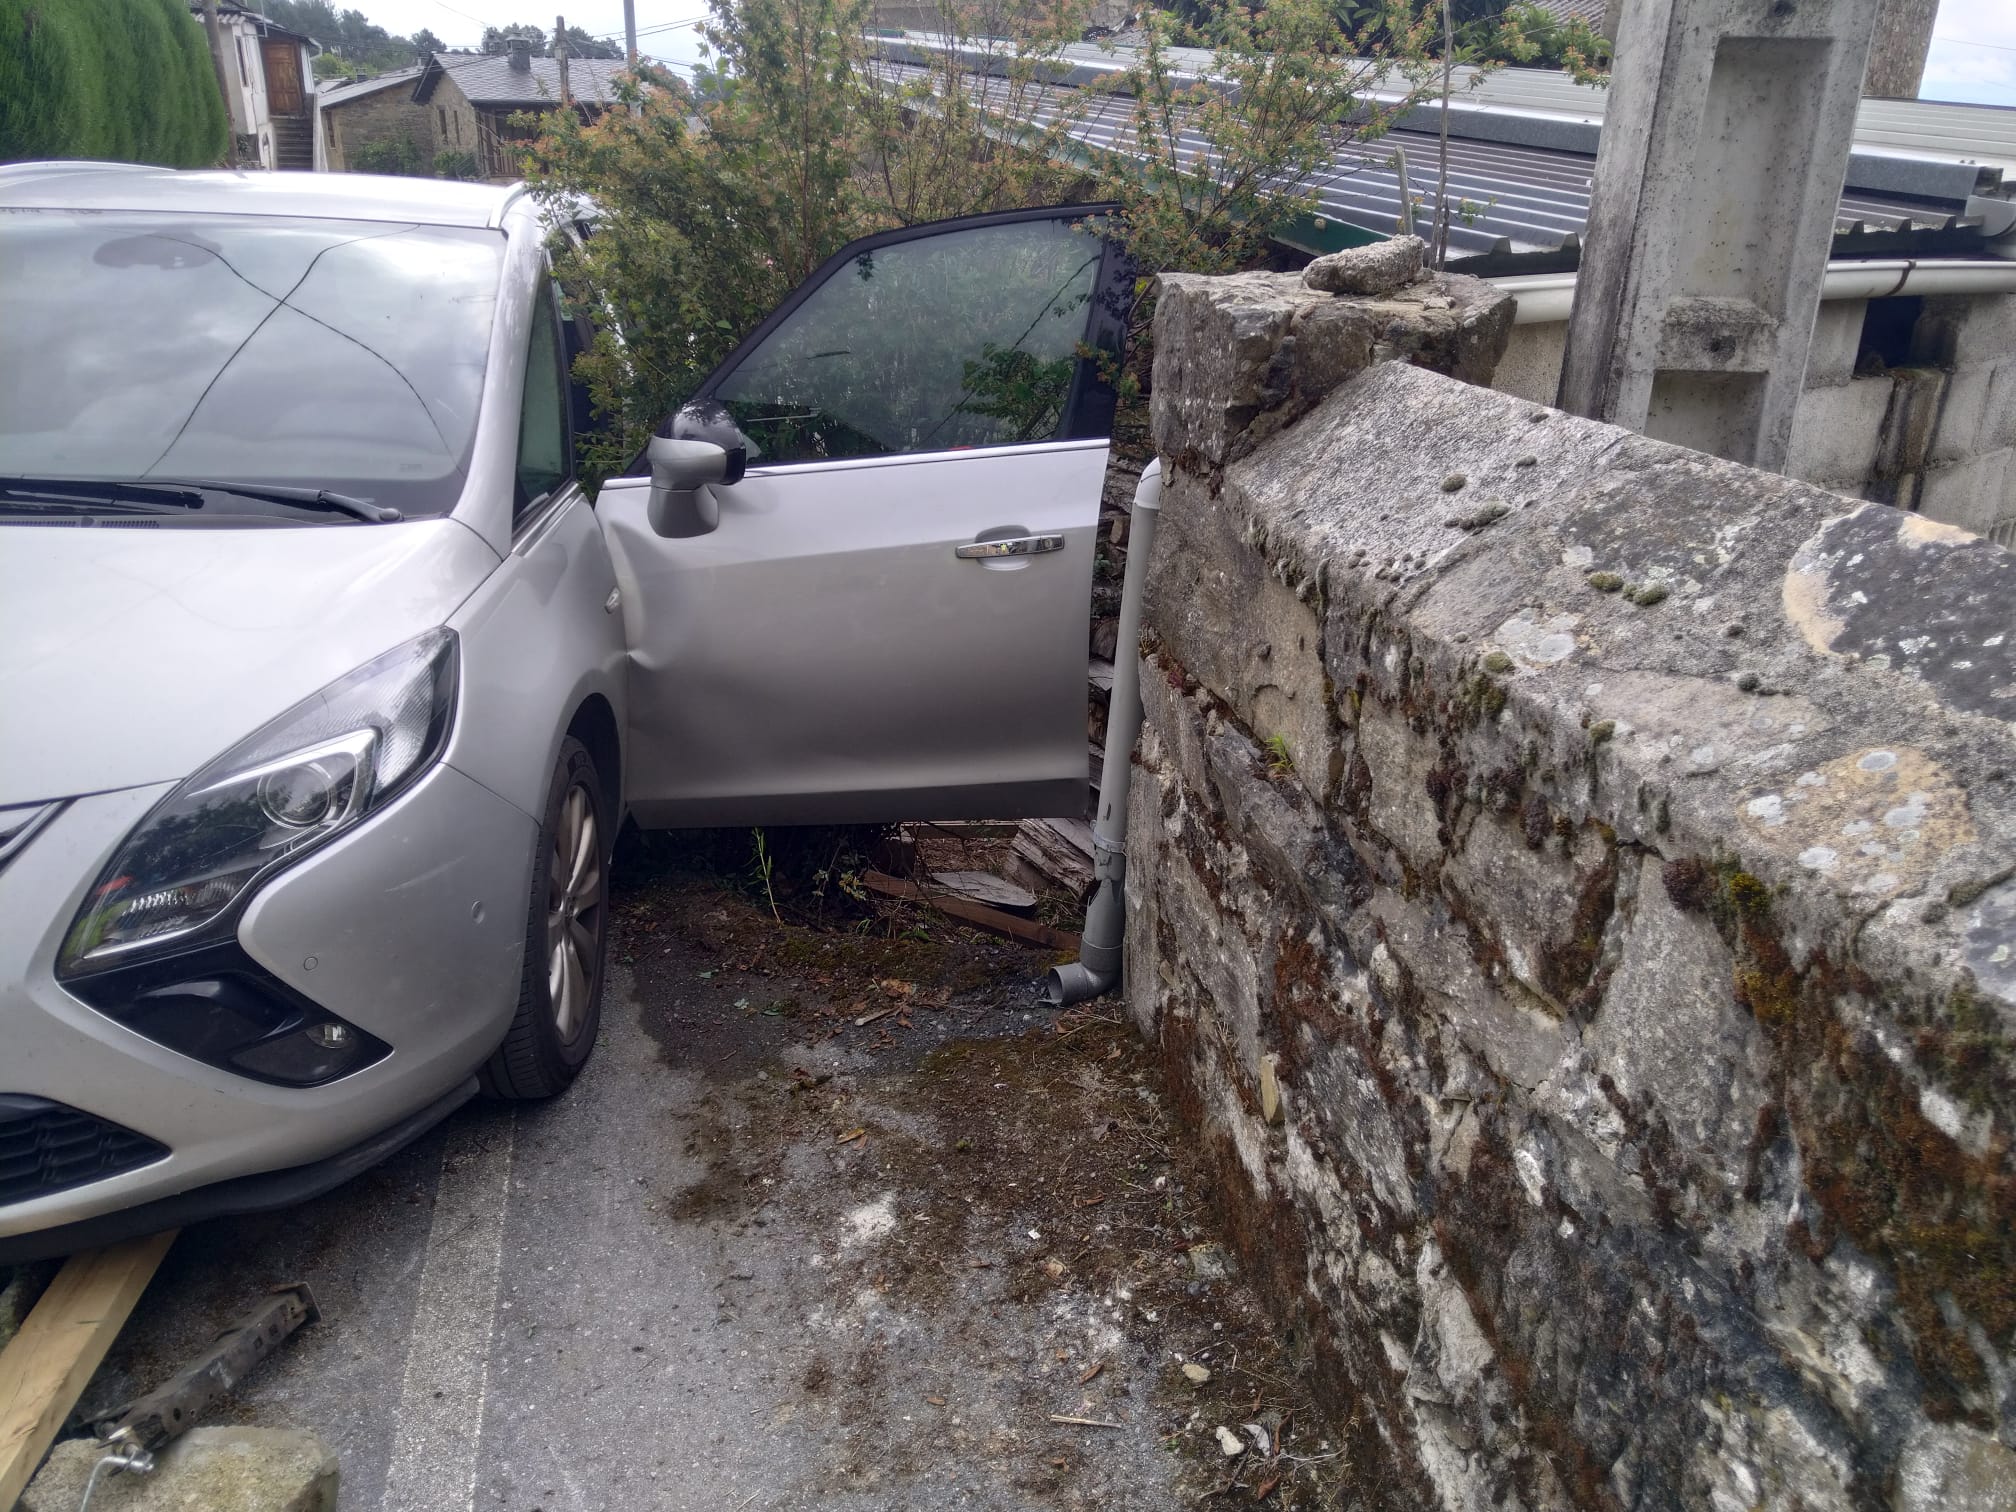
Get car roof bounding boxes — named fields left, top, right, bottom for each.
left=0, top=162, right=527, bottom=229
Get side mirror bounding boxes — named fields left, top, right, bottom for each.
left=646, top=436, right=741, bottom=538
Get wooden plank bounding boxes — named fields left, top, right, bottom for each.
left=903, top=821, right=1021, bottom=840
left=929, top=870, right=1038, bottom=913
left=0, top=1229, right=176, bottom=1506
left=861, top=872, right=1080, bottom=953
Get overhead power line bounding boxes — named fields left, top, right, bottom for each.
left=1929, top=34, right=2016, bottom=54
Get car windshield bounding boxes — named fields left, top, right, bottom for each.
left=0, top=210, right=504, bottom=517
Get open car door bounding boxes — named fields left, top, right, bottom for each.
left=598, top=205, right=1130, bottom=827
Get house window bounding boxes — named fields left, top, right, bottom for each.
left=438, top=106, right=447, bottom=137
left=236, top=38, right=250, bottom=87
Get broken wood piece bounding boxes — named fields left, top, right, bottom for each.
left=928, top=870, right=1037, bottom=914
left=860, top=872, right=1081, bottom=953
left=1011, top=819, right=1096, bottom=900
left=1077, top=1360, right=1105, bottom=1384
left=853, top=1005, right=898, bottom=1028
left=0, top=1230, right=177, bottom=1508
left=836, top=1127, right=866, bottom=1144
left=1050, top=1415, right=1125, bottom=1429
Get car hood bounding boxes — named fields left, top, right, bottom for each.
left=0, top=519, right=499, bottom=806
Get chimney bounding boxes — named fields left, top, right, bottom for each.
left=506, top=37, right=532, bottom=71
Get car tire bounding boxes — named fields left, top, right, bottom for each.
left=481, top=736, right=609, bottom=1100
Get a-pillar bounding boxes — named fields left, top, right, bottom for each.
left=1557, top=0, right=1883, bottom=472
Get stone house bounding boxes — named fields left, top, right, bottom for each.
left=195, top=2, right=319, bottom=170
left=317, top=66, right=430, bottom=174
left=320, top=43, right=624, bottom=178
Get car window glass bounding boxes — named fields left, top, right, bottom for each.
left=515, top=282, right=569, bottom=513
left=710, top=216, right=1104, bottom=465
left=0, top=211, right=502, bottom=516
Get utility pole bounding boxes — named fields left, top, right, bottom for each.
left=199, top=0, right=237, bottom=166
left=624, top=0, right=638, bottom=67
left=554, top=13, right=571, bottom=105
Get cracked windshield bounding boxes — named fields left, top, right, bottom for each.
left=0, top=212, right=501, bottom=513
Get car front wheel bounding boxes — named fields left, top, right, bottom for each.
left=481, top=736, right=608, bottom=1099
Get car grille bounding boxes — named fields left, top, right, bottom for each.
left=0, top=1096, right=168, bottom=1207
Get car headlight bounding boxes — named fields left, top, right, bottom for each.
left=58, top=629, right=458, bottom=977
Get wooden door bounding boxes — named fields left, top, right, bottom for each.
left=261, top=39, right=304, bottom=115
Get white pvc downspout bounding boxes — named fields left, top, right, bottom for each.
left=1043, top=458, right=1165, bottom=1007
left=1493, top=259, right=2016, bottom=325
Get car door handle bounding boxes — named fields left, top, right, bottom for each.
left=955, top=534, right=1064, bottom=560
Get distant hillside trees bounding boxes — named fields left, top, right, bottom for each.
left=481, top=22, right=624, bottom=59
left=0, top=0, right=229, bottom=166
left=256, top=0, right=427, bottom=75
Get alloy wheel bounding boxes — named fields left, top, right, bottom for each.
left=545, top=782, right=602, bottom=1043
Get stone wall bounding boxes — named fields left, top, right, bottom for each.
left=1493, top=293, right=2016, bottom=547
left=1125, top=259, right=2016, bottom=1509
left=324, top=87, right=440, bottom=173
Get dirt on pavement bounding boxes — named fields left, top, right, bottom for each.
left=615, top=870, right=1355, bottom=1508
left=61, top=843, right=1361, bottom=1510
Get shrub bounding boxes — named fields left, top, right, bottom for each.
left=433, top=148, right=479, bottom=180
left=351, top=132, right=425, bottom=175
left=0, top=0, right=229, bottom=166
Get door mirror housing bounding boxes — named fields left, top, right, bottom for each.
left=646, top=436, right=741, bottom=538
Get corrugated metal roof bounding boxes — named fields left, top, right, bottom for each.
left=877, top=52, right=1986, bottom=261
left=1522, top=0, right=1607, bottom=26
left=887, top=33, right=2016, bottom=183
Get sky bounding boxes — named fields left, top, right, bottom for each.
left=1920, top=0, right=2016, bottom=107
left=357, top=0, right=2016, bottom=105
left=366, top=0, right=716, bottom=75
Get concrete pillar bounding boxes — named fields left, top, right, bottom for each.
left=1556, top=0, right=1883, bottom=472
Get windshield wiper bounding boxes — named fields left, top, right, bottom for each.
left=0, top=477, right=205, bottom=511
left=0, top=476, right=401, bottom=524
left=167, top=480, right=402, bottom=524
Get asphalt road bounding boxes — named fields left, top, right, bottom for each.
left=79, top=883, right=1329, bottom=1511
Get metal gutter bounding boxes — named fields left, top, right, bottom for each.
left=1493, top=259, right=2016, bottom=325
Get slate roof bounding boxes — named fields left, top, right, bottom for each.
left=416, top=53, right=628, bottom=108
left=317, top=67, right=424, bottom=108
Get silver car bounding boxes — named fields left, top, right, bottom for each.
left=0, top=164, right=1127, bottom=1260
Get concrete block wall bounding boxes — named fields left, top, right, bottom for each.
left=1128, top=265, right=2016, bottom=1510
left=1495, top=292, right=2016, bottom=546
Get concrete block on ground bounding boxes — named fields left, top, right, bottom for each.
left=22, top=1428, right=338, bottom=1512
left=0, top=1259, right=58, bottom=1352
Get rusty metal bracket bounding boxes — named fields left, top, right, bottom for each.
left=92, top=1283, right=320, bottom=1454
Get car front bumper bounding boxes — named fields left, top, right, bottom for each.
left=0, top=760, right=536, bottom=1251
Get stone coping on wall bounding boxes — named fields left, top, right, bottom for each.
left=1125, top=263, right=2016, bottom=1509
